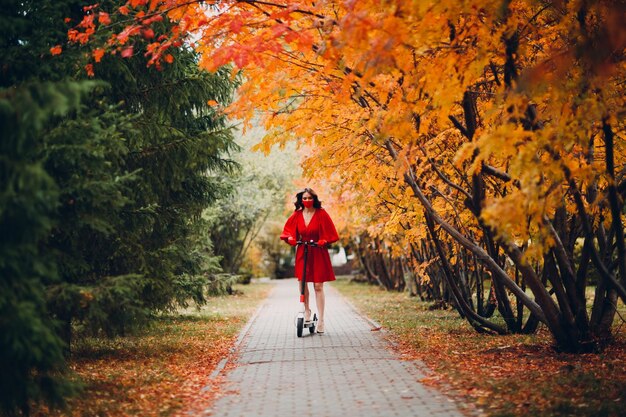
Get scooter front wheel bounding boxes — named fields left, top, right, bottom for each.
left=296, top=317, right=304, bottom=337
left=309, top=313, right=317, bottom=334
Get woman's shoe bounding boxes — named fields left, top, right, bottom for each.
left=316, top=321, right=325, bottom=334
left=304, top=309, right=312, bottom=322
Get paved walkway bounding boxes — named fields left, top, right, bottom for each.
left=204, top=279, right=466, bottom=417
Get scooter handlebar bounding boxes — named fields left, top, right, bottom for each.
left=296, top=240, right=318, bottom=247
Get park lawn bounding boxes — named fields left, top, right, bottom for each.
left=332, top=278, right=626, bottom=417
left=35, top=282, right=272, bottom=417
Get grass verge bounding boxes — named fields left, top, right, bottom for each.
left=35, top=282, right=272, bottom=417
left=332, top=278, right=626, bottom=417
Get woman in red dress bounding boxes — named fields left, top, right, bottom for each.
left=280, top=188, right=339, bottom=334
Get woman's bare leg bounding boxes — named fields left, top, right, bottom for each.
left=314, top=282, right=325, bottom=332
left=303, top=282, right=311, bottom=321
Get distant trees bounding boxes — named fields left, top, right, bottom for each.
left=206, top=123, right=301, bottom=278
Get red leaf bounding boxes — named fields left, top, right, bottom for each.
left=118, top=25, right=140, bottom=44
left=142, top=15, right=163, bottom=25
left=141, top=28, right=155, bottom=39
left=272, top=24, right=288, bottom=38
left=85, top=63, right=95, bottom=77
left=50, top=45, right=63, bottom=55
left=98, top=12, right=111, bottom=25
left=93, top=48, right=105, bottom=62
left=121, top=46, right=134, bottom=58
left=229, top=18, right=243, bottom=34
left=234, top=50, right=249, bottom=68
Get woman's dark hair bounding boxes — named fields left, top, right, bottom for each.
left=294, top=187, right=322, bottom=211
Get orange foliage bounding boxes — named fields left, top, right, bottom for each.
left=71, top=0, right=626, bottom=252
left=71, top=0, right=626, bottom=346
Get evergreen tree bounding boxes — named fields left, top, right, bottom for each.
left=0, top=80, right=93, bottom=416
left=46, top=37, right=240, bottom=338
left=1, top=1, right=101, bottom=413
left=0, top=0, right=240, bottom=413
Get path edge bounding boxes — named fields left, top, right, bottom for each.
left=328, top=280, right=485, bottom=417
left=327, top=282, right=397, bottom=347
left=207, top=281, right=277, bottom=380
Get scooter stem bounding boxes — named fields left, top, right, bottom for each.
left=299, top=242, right=310, bottom=304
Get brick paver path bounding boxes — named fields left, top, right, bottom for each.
left=204, top=279, right=466, bottom=417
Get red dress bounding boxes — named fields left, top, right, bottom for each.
left=280, top=209, right=339, bottom=283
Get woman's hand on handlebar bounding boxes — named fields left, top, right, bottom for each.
left=295, top=240, right=319, bottom=247
left=291, top=238, right=325, bottom=247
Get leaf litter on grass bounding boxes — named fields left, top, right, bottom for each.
left=333, top=279, right=626, bottom=417
left=33, top=283, right=271, bottom=417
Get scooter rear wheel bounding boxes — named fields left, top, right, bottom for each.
left=296, top=317, right=304, bottom=337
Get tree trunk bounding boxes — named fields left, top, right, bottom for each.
left=425, top=211, right=507, bottom=334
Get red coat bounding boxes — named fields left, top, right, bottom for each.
left=280, top=208, right=339, bottom=282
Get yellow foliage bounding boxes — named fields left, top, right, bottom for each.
left=114, top=0, right=626, bottom=262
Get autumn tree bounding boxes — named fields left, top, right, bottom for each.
left=70, top=0, right=626, bottom=354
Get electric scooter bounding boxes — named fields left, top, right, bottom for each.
left=295, top=240, right=318, bottom=337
